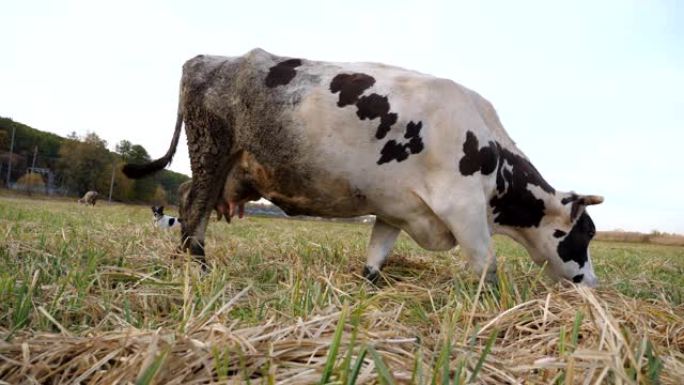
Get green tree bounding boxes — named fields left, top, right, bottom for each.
left=158, top=170, right=190, bottom=204
left=152, top=185, right=167, bottom=205
left=58, top=132, right=111, bottom=196
left=1, top=117, right=63, bottom=183
left=115, top=139, right=133, bottom=161
left=128, top=145, right=150, bottom=163
left=0, top=130, right=7, bottom=150
left=104, top=159, right=135, bottom=201
left=124, top=143, right=155, bottom=202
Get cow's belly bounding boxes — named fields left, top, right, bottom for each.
left=237, top=150, right=372, bottom=217
left=245, top=157, right=457, bottom=251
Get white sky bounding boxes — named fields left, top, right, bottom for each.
left=1, top=0, right=682, bottom=234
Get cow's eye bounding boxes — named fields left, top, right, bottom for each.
left=553, top=230, right=566, bottom=238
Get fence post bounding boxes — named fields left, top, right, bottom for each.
left=6, top=125, right=16, bottom=187
left=108, top=159, right=116, bottom=202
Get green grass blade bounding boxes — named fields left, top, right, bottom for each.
left=320, top=305, right=348, bottom=384
left=367, top=345, right=395, bottom=385
left=468, top=328, right=497, bottom=383
left=452, top=358, right=465, bottom=385
left=348, top=346, right=367, bottom=385
left=340, top=305, right=364, bottom=385
left=136, top=350, right=168, bottom=385
left=645, top=340, right=663, bottom=384
left=570, top=310, right=584, bottom=350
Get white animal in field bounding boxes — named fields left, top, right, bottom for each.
left=152, top=206, right=181, bottom=229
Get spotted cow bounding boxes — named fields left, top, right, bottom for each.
left=123, top=48, right=603, bottom=286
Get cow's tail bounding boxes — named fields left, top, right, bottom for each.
left=122, top=109, right=183, bottom=179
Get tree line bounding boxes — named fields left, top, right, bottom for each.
left=0, top=116, right=189, bottom=204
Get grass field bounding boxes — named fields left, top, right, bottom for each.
left=1, top=195, right=683, bottom=384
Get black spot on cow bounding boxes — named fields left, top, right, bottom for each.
left=356, top=94, right=389, bottom=119
left=355, top=94, right=398, bottom=139
left=265, top=58, right=302, bottom=88
left=557, top=212, right=595, bottom=268
left=553, top=229, right=567, bottom=238
left=405, top=120, right=421, bottom=138
left=330, top=73, right=376, bottom=106
left=169, top=217, right=176, bottom=226
left=572, top=274, right=584, bottom=283
left=561, top=194, right=578, bottom=205
left=458, top=131, right=498, bottom=176
left=490, top=183, right=546, bottom=228
left=488, top=143, right=555, bottom=228
left=377, top=121, right=424, bottom=164
left=561, top=193, right=586, bottom=220
left=495, top=146, right=554, bottom=195
left=378, top=140, right=408, bottom=164
left=404, top=121, right=424, bottom=154
left=457, top=130, right=553, bottom=227
left=329, top=72, right=424, bottom=164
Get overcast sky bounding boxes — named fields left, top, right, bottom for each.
left=1, top=0, right=682, bottom=233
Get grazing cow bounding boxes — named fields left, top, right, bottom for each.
left=78, top=191, right=98, bottom=206
left=123, top=49, right=603, bottom=286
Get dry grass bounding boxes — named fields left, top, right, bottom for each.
left=1, top=196, right=683, bottom=384
left=2, top=286, right=683, bottom=384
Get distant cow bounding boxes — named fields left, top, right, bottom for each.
left=123, top=49, right=603, bottom=286
left=78, top=191, right=98, bottom=206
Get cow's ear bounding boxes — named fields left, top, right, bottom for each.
left=567, top=194, right=603, bottom=220
left=578, top=195, right=603, bottom=206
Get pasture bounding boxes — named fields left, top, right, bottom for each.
left=0, top=195, right=682, bottom=384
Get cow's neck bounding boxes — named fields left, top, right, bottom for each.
left=488, top=144, right=558, bottom=237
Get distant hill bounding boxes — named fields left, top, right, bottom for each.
left=0, top=116, right=189, bottom=203
left=596, top=230, right=684, bottom=246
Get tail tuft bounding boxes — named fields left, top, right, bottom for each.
left=121, top=111, right=184, bottom=179
left=122, top=158, right=171, bottom=179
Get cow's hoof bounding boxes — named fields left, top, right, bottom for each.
left=189, top=241, right=205, bottom=256
left=362, top=265, right=380, bottom=284
left=485, top=270, right=498, bottom=285
left=196, top=258, right=211, bottom=273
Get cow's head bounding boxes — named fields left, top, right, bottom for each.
left=511, top=193, right=603, bottom=286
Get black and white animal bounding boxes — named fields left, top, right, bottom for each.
left=152, top=206, right=181, bottom=229
left=124, top=49, right=604, bottom=286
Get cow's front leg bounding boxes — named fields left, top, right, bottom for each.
left=363, top=219, right=400, bottom=283
left=433, top=192, right=497, bottom=283
left=456, top=218, right=497, bottom=283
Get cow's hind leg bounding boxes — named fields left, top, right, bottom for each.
left=363, top=219, right=400, bottom=283
left=182, top=169, right=231, bottom=268
left=181, top=115, right=233, bottom=269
